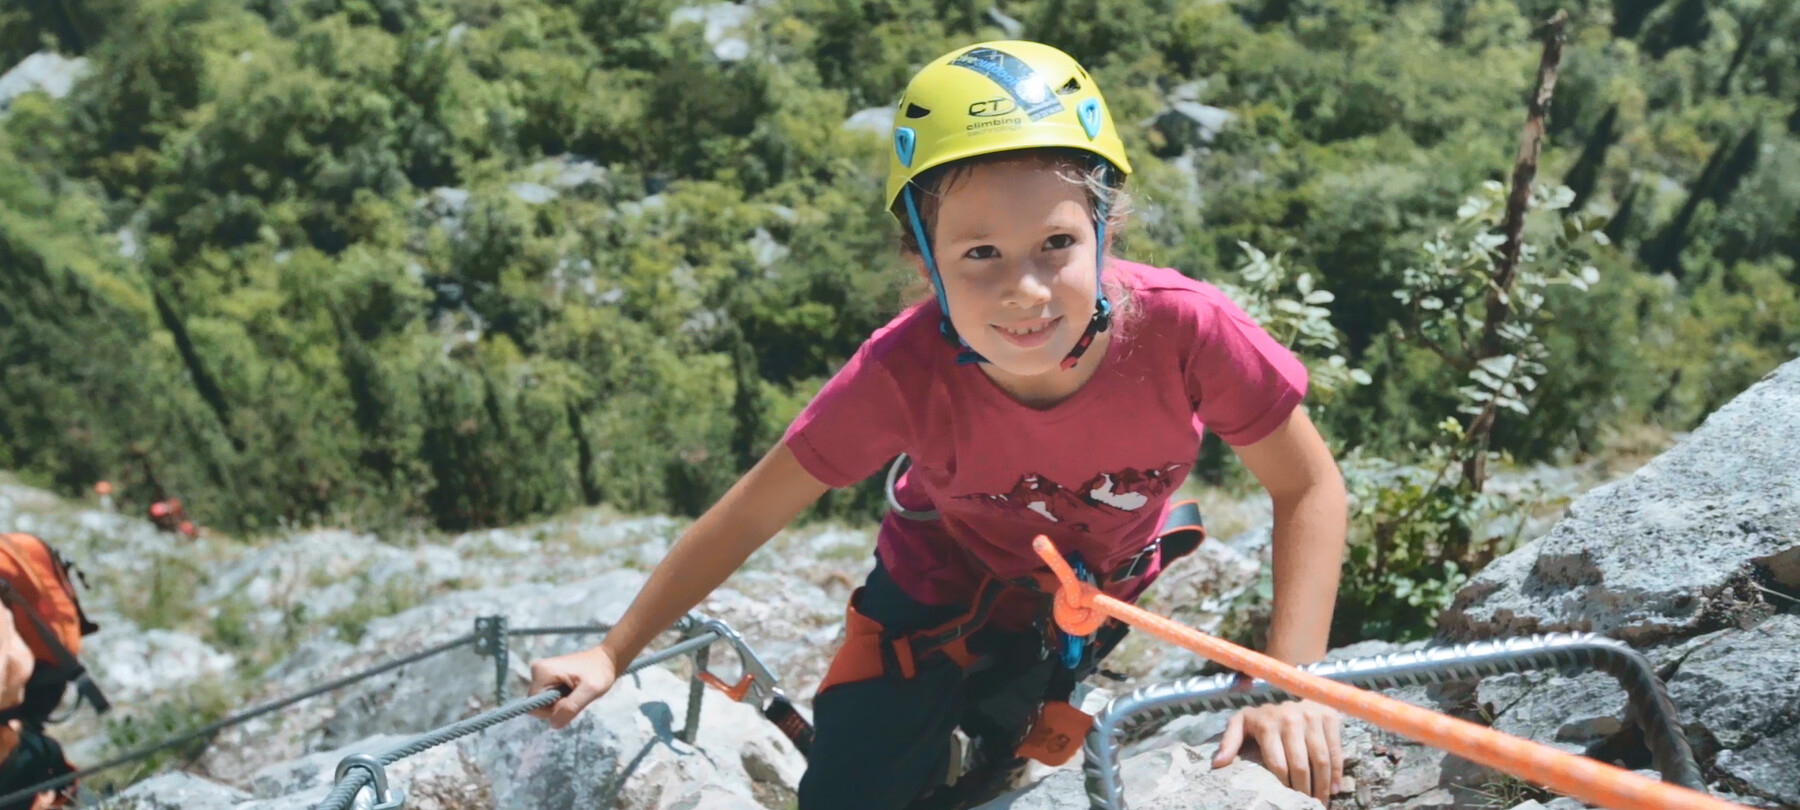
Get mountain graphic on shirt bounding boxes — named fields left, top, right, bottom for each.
left=956, top=462, right=1190, bottom=530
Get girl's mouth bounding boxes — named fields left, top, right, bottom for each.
left=992, top=316, right=1062, bottom=348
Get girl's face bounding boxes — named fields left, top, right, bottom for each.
left=924, top=159, right=1101, bottom=381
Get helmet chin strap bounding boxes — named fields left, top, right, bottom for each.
left=1061, top=176, right=1113, bottom=371
left=903, top=186, right=987, bottom=365
left=903, top=170, right=1114, bottom=372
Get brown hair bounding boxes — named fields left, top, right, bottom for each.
left=892, top=147, right=1133, bottom=256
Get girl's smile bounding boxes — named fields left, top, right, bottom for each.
left=992, top=315, right=1064, bottom=348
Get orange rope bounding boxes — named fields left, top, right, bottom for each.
left=1031, top=536, right=1744, bottom=810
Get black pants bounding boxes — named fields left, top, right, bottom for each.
left=0, top=725, right=72, bottom=810
left=797, top=561, right=1080, bottom=810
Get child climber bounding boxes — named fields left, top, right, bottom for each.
left=531, top=40, right=1349, bottom=808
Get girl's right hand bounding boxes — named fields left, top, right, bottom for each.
left=528, top=647, right=620, bottom=729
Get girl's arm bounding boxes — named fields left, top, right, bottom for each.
left=1230, top=407, right=1347, bottom=664
left=598, top=441, right=832, bottom=668
left=1212, top=407, right=1349, bottom=799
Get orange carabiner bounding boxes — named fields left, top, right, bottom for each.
left=698, top=671, right=756, bottom=703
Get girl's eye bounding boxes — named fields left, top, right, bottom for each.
left=965, top=245, right=999, bottom=260
left=1045, top=234, right=1076, bottom=250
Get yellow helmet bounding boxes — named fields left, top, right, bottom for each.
left=884, top=40, right=1132, bottom=211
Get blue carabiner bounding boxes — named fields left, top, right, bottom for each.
left=1059, top=556, right=1096, bottom=670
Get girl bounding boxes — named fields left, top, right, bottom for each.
left=530, top=40, right=1349, bottom=809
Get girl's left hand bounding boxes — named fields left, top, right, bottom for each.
left=1212, top=699, right=1344, bottom=803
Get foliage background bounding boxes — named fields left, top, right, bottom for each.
left=2, top=0, right=1796, bottom=553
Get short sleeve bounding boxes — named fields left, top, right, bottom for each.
left=782, top=343, right=910, bottom=488
left=1185, top=286, right=1310, bottom=446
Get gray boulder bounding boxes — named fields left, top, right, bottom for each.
left=1664, top=614, right=1800, bottom=804
left=670, top=3, right=755, bottom=63
left=977, top=744, right=1322, bottom=810
left=1441, top=360, right=1800, bottom=645
left=82, top=621, right=236, bottom=702
left=534, top=155, right=610, bottom=192
left=1150, top=102, right=1234, bottom=149
left=0, top=52, right=89, bottom=113
left=1476, top=670, right=1631, bottom=757
left=134, top=666, right=803, bottom=810
left=96, top=772, right=250, bottom=810
left=508, top=182, right=558, bottom=205
left=1715, top=722, right=1800, bottom=806
left=844, top=105, right=896, bottom=135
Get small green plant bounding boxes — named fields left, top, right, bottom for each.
left=94, top=681, right=235, bottom=792
left=1222, top=241, right=1372, bottom=400
left=110, top=552, right=208, bottom=632
left=1332, top=168, right=1610, bottom=641
left=322, top=575, right=431, bottom=644
left=1333, top=426, right=1532, bottom=644
left=206, top=593, right=256, bottom=652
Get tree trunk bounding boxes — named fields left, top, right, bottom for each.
left=1464, top=10, right=1568, bottom=493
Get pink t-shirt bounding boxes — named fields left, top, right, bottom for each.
left=783, top=260, right=1308, bottom=614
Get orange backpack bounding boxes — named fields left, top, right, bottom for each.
left=0, top=533, right=107, bottom=724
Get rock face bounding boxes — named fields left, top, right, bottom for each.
left=103, top=667, right=804, bottom=810
left=101, top=772, right=252, bottom=810
left=669, top=3, right=756, bottom=62
left=984, top=744, right=1322, bottom=810
left=1440, top=360, right=1800, bottom=646
left=0, top=51, right=89, bottom=113
left=843, top=105, right=896, bottom=134
left=1433, top=359, right=1800, bottom=808
left=1152, top=102, right=1235, bottom=148
left=83, top=622, right=237, bottom=702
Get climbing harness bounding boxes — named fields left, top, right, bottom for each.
left=868, top=470, right=1208, bottom=691
left=1027, top=536, right=1754, bottom=810
left=857, top=474, right=1208, bottom=806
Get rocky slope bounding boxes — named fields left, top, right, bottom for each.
left=4, top=357, right=1793, bottom=810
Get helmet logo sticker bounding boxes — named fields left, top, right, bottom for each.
left=894, top=127, right=917, bottom=167
left=967, top=97, right=1017, bottom=117
left=950, top=47, right=1064, bottom=121
left=1077, top=98, right=1103, bottom=140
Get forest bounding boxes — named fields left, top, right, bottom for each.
left=3, top=0, right=1796, bottom=641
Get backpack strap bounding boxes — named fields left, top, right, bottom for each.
left=0, top=580, right=111, bottom=724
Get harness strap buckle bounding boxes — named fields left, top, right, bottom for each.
left=1108, top=538, right=1161, bottom=583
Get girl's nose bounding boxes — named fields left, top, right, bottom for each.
left=1001, top=262, right=1055, bottom=308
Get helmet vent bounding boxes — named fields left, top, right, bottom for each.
left=904, top=103, right=933, bottom=119
left=1058, top=77, right=1082, bottom=95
